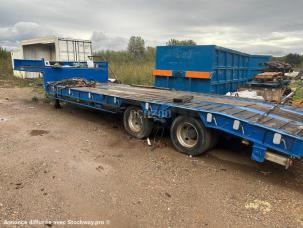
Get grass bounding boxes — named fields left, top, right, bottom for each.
left=95, top=49, right=155, bottom=86
left=0, top=73, right=43, bottom=89
left=109, top=61, right=154, bottom=85
left=0, top=49, right=13, bottom=84
left=291, top=80, right=303, bottom=100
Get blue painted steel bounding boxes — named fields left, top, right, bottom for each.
left=14, top=59, right=46, bottom=72
left=44, top=84, right=303, bottom=163
left=249, top=54, right=272, bottom=71
left=248, top=54, right=274, bottom=79
left=14, top=59, right=108, bottom=87
left=13, top=59, right=303, bottom=165
left=154, top=45, right=271, bottom=94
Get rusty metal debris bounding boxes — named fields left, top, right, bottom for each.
left=292, top=99, right=303, bottom=108
left=173, top=95, right=194, bottom=103
left=263, top=61, right=292, bottom=73
left=255, top=72, right=284, bottom=81
left=49, top=78, right=96, bottom=88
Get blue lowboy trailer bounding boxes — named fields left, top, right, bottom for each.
left=13, top=57, right=303, bottom=169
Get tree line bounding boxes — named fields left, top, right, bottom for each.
left=95, top=36, right=197, bottom=62
left=1, top=37, right=302, bottom=67
left=102, top=36, right=303, bottom=68
left=280, top=53, right=303, bottom=66
left=126, top=37, right=196, bottom=59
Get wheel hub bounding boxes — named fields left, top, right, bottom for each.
left=176, top=122, right=199, bottom=148
left=128, top=110, right=143, bottom=133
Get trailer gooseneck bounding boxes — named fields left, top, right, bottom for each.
left=14, top=56, right=303, bottom=169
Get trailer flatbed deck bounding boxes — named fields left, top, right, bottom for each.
left=48, top=82, right=303, bottom=165
left=78, top=83, right=303, bottom=125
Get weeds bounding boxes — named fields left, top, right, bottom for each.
left=95, top=49, right=155, bottom=86
left=289, top=80, right=303, bottom=100
left=109, top=61, right=154, bottom=86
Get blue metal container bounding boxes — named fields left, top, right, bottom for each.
left=248, top=54, right=272, bottom=79
left=153, top=45, right=271, bottom=94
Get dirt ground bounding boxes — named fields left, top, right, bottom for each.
left=0, top=87, right=302, bottom=227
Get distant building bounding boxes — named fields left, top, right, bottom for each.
left=11, top=36, right=93, bottom=78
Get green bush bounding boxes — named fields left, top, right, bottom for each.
left=0, top=47, right=13, bottom=79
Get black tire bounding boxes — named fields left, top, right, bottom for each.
left=208, top=130, right=219, bottom=150
left=123, top=106, right=153, bottom=139
left=170, top=116, right=213, bottom=156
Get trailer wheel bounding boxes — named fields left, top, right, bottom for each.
left=208, top=130, right=219, bottom=150
left=123, top=106, right=153, bottom=139
left=170, top=116, right=212, bottom=156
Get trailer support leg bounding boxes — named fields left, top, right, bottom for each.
left=251, top=143, right=266, bottom=163
left=54, top=99, right=62, bottom=109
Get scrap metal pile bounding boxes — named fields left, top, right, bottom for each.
left=254, top=71, right=287, bottom=83
left=237, top=61, right=300, bottom=102
left=48, top=78, right=96, bottom=88
left=252, top=61, right=294, bottom=86
left=263, top=61, right=292, bottom=73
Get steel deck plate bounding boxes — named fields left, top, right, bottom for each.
left=72, top=83, right=303, bottom=139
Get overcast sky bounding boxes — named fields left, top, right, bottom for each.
left=0, top=0, right=302, bottom=56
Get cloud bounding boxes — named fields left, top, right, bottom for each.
left=0, top=21, right=55, bottom=49
left=0, top=0, right=302, bottom=55
left=91, top=32, right=162, bottom=51
left=180, top=26, right=303, bottom=56
left=91, top=31, right=128, bottom=51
